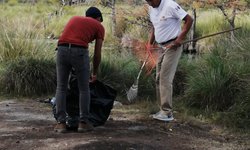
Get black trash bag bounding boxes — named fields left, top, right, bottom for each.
left=52, top=72, right=116, bottom=128
left=88, top=80, right=117, bottom=126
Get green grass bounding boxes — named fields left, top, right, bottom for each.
left=0, top=57, right=56, bottom=96
left=180, top=29, right=250, bottom=129
left=93, top=45, right=156, bottom=100
left=0, top=17, right=56, bottom=62
left=196, top=10, right=228, bottom=35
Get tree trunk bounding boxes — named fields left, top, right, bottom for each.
left=230, top=7, right=236, bottom=40
left=111, top=0, right=116, bottom=36
left=188, top=8, right=196, bottom=53
left=218, top=5, right=236, bottom=41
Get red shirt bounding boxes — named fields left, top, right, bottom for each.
left=58, top=16, right=105, bottom=48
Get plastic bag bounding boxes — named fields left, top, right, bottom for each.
left=52, top=72, right=116, bottom=128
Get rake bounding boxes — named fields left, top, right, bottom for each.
left=127, top=54, right=150, bottom=102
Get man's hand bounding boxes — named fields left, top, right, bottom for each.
left=147, top=42, right=158, bottom=52
left=165, top=14, right=193, bottom=50
left=149, top=44, right=156, bottom=52
left=165, top=39, right=182, bottom=49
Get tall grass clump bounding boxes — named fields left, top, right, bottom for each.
left=183, top=29, right=250, bottom=129
left=185, top=49, right=240, bottom=110
left=0, top=57, right=56, bottom=96
left=196, top=10, right=228, bottom=36
left=215, top=29, right=250, bottom=129
left=7, top=0, right=18, bottom=6
left=0, top=10, right=57, bottom=97
left=0, top=18, right=56, bottom=62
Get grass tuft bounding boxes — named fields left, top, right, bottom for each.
left=0, top=57, right=56, bottom=96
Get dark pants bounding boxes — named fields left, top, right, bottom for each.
left=55, top=46, right=90, bottom=123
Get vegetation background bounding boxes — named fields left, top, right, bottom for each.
left=0, top=0, right=249, bottom=131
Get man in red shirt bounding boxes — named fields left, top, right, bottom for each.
left=54, top=7, right=105, bottom=133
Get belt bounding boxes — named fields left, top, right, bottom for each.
left=58, top=43, right=86, bottom=48
left=159, top=37, right=177, bottom=45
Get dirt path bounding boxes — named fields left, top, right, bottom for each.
left=0, top=99, right=249, bottom=150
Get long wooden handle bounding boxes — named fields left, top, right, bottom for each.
left=182, top=27, right=241, bottom=44
left=136, top=54, right=150, bottom=80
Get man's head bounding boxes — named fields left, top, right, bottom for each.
left=145, top=0, right=161, bottom=8
left=85, top=7, right=103, bottom=22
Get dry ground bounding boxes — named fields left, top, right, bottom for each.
left=0, top=99, right=249, bottom=150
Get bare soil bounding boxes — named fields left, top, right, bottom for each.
left=0, top=99, right=249, bottom=150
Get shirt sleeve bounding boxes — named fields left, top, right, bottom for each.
left=96, top=24, right=105, bottom=40
left=169, top=1, right=187, bottom=20
left=149, top=7, right=153, bottom=22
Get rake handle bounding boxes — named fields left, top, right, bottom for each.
left=183, top=27, right=241, bottom=44
left=136, top=54, right=150, bottom=80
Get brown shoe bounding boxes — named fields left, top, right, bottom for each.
left=78, top=122, right=93, bottom=133
left=54, top=122, right=67, bottom=133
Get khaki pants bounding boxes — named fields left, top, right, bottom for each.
left=156, top=46, right=182, bottom=115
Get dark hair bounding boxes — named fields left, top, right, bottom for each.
left=85, top=7, right=103, bottom=22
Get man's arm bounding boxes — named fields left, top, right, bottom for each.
left=92, top=38, right=103, bottom=81
left=173, top=14, right=193, bottom=47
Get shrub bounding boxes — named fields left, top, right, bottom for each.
left=186, top=45, right=247, bottom=110
left=7, top=0, right=18, bottom=6
left=182, top=29, right=250, bottom=129
left=0, top=18, right=56, bottom=62
left=0, top=57, right=56, bottom=96
left=185, top=51, right=241, bottom=111
left=215, top=91, right=250, bottom=129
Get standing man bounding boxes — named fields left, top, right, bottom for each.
left=146, top=0, right=193, bottom=121
left=54, top=7, right=105, bottom=133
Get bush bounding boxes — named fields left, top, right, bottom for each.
left=182, top=30, right=250, bottom=129
left=7, top=0, right=18, bottom=6
left=215, top=92, right=250, bottom=129
left=184, top=51, right=241, bottom=111
left=0, top=57, right=56, bottom=96
left=0, top=18, right=56, bottom=62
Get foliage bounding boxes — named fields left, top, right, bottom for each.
left=179, top=0, right=249, bottom=9
left=121, top=5, right=150, bottom=41
left=7, top=0, right=18, bottom=6
left=182, top=29, right=250, bottom=129
left=196, top=9, right=228, bottom=36
left=185, top=50, right=241, bottom=110
left=0, top=57, right=56, bottom=96
left=94, top=45, right=155, bottom=99
left=0, top=18, right=56, bottom=62
left=214, top=91, right=250, bottom=129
